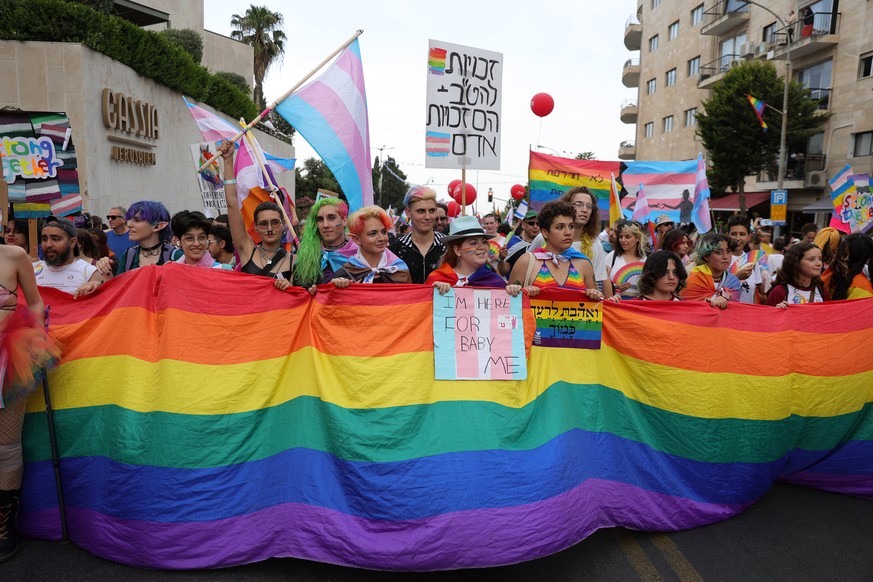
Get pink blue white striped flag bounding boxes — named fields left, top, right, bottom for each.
left=691, top=153, right=712, bottom=234
left=631, top=183, right=650, bottom=223
left=274, top=39, right=373, bottom=212
left=183, top=97, right=296, bottom=172
left=50, top=192, right=83, bottom=216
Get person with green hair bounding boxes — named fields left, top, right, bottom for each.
left=293, top=197, right=358, bottom=286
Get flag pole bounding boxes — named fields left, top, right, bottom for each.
left=197, top=29, right=364, bottom=172
left=239, top=119, right=299, bottom=247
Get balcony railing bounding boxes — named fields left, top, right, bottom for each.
left=618, top=141, right=636, bottom=161
left=622, top=58, right=640, bottom=88
left=770, top=12, right=841, bottom=60
left=705, top=0, right=749, bottom=17
left=620, top=100, right=638, bottom=124
left=758, top=154, right=826, bottom=183
left=698, top=54, right=741, bottom=85
left=624, top=14, right=642, bottom=51
left=701, top=0, right=750, bottom=36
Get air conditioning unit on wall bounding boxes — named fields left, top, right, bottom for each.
left=805, top=171, right=827, bottom=188
left=755, top=43, right=768, bottom=56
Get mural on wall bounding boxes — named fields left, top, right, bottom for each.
left=0, top=111, right=81, bottom=218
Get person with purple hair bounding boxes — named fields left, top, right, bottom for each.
left=95, top=201, right=174, bottom=276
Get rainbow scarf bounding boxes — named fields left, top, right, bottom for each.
left=531, top=246, right=588, bottom=266
left=342, top=249, right=408, bottom=284
left=682, top=264, right=741, bottom=302
left=19, top=266, right=873, bottom=570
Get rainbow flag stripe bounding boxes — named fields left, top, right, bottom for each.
left=19, top=266, right=873, bottom=570
left=428, top=47, right=447, bottom=75
left=528, top=151, right=619, bottom=218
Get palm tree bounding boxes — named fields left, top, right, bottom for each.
left=230, top=6, right=287, bottom=109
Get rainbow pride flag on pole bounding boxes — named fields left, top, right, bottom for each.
left=19, top=266, right=873, bottom=570
left=528, top=151, right=619, bottom=217
left=747, top=94, right=768, bottom=131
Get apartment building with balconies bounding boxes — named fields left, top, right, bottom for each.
left=621, top=0, right=873, bottom=225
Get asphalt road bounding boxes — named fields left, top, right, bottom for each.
left=5, top=483, right=873, bottom=581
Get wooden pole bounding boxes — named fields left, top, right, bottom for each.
left=238, top=119, right=299, bottom=246
left=28, top=218, right=38, bottom=259
left=196, top=29, right=364, bottom=172
left=0, top=174, right=8, bottom=228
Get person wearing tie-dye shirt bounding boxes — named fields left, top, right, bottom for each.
left=508, top=201, right=602, bottom=301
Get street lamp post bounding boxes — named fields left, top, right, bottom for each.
left=375, top=145, right=394, bottom=207
left=741, top=1, right=792, bottom=229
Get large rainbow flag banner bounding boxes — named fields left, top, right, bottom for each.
left=19, top=266, right=873, bottom=571
left=528, top=151, right=619, bottom=217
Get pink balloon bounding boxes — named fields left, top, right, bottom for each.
left=531, top=93, right=555, bottom=117
left=510, top=184, right=526, bottom=200
left=450, top=183, right=477, bottom=206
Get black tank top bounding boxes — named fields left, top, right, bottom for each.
left=240, top=246, right=293, bottom=280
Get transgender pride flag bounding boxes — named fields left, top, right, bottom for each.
left=691, top=153, right=713, bottom=234
left=274, top=39, right=373, bottom=212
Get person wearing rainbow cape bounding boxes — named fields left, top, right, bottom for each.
left=508, top=201, right=602, bottom=301
left=331, top=206, right=411, bottom=286
left=427, top=215, right=521, bottom=296
left=680, top=233, right=741, bottom=309
left=293, top=196, right=358, bottom=287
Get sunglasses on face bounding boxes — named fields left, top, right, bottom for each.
left=523, top=221, right=538, bottom=226
left=107, top=215, right=121, bottom=220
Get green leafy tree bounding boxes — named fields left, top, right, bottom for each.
left=575, top=151, right=597, bottom=160
left=214, top=71, right=250, bottom=94
left=372, top=156, right=408, bottom=210
left=696, top=60, right=826, bottom=212
left=230, top=5, right=286, bottom=109
left=158, top=29, right=203, bottom=64
left=295, top=158, right=343, bottom=201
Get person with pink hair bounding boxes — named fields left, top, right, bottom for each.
left=332, top=206, right=411, bottom=286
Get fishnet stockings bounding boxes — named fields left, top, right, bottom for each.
left=0, top=398, right=27, bottom=490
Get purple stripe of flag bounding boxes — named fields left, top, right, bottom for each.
left=20, top=478, right=750, bottom=570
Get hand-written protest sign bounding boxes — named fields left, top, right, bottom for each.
left=433, top=288, right=526, bottom=380
left=530, top=290, right=603, bottom=349
left=425, top=40, right=502, bottom=171
left=189, top=143, right=227, bottom=218
left=829, top=165, right=873, bottom=233
left=0, top=136, right=62, bottom=180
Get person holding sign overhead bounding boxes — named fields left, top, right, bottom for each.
left=508, top=201, right=602, bottom=301
left=428, top=215, right=522, bottom=296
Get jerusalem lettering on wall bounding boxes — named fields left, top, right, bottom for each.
left=425, top=40, right=503, bottom=171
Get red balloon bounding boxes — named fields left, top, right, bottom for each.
left=447, top=179, right=462, bottom=196
left=510, top=184, right=526, bottom=200
left=530, top=93, right=554, bottom=117
left=446, top=200, right=462, bottom=218
left=450, top=183, right=477, bottom=206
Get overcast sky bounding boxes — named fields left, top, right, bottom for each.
left=205, top=1, right=636, bottom=206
